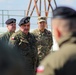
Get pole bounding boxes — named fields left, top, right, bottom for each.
left=34, top=0, right=40, bottom=16
left=54, top=0, right=57, bottom=8
left=2, top=10, right=4, bottom=27
left=44, top=0, right=47, bottom=16
left=26, top=0, right=32, bottom=16
left=30, top=0, right=38, bottom=16
left=39, top=0, right=41, bottom=16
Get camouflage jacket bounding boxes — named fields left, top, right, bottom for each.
left=0, top=31, right=14, bottom=44
left=32, top=29, right=53, bottom=61
left=37, top=32, right=76, bottom=75
left=9, top=30, right=38, bottom=71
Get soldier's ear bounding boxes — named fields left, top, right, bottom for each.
left=54, top=27, right=61, bottom=42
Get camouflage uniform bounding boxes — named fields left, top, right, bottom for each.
left=0, top=31, right=14, bottom=44
left=9, top=30, right=37, bottom=75
left=32, top=29, right=53, bottom=61
left=37, top=32, right=76, bottom=75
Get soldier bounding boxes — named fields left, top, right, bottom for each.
left=37, top=6, right=76, bottom=75
left=0, top=40, right=26, bottom=75
left=9, top=17, right=38, bottom=75
left=0, top=18, right=16, bottom=44
left=32, top=16, right=53, bottom=62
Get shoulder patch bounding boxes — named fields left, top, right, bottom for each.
left=37, top=65, right=44, bottom=73
left=11, top=37, right=15, bottom=40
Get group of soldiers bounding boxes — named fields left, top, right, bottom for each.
left=0, top=6, right=76, bottom=75
left=0, top=11, right=53, bottom=75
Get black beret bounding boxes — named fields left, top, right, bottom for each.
left=5, top=18, right=16, bottom=25
left=53, top=6, right=76, bottom=19
left=19, top=17, right=30, bottom=26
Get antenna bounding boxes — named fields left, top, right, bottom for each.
left=26, top=0, right=57, bottom=17
left=26, top=0, right=57, bottom=28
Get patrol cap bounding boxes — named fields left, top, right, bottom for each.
left=38, top=16, right=46, bottom=23
left=53, top=6, right=76, bottom=19
left=19, top=17, right=30, bottom=26
left=5, top=18, right=16, bottom=25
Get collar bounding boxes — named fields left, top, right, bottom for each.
left=37, top=29, right=47, bottom=35
left=19, top=30, right=30, bottom=38
left=58, top=32, right=76, bottom=47
left=7, top=31, right=14, bottom=36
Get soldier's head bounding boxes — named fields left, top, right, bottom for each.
left=37, top=16, right=47, bottom=32
left=52, top=6, right=76, bottom=41
left=5, top=18, right=16, bottom=32
left=19, top=17, right=30, bottom=35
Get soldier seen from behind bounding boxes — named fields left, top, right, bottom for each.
left=37, top=6, right=76, bottom=75
left=9, top=17, right=38, bottom=75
